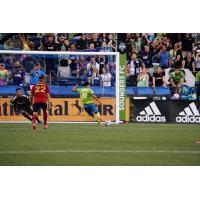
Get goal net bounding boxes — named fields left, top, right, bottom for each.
left=0, top=50, right=127, bottom=124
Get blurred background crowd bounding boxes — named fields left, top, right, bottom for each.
left=0, top=33, right=200, bottom=99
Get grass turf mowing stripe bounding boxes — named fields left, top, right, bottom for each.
left=0, top=150, right=200, bottom=154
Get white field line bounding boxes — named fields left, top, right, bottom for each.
left=0, top=150, right=200, bottom=154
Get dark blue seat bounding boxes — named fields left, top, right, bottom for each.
left=126, top=87, right=136, bottom=96
left=0, top=85, right=24, bottom=96
left=155, top=87, right=170, bottom=95
left=136, top=87, right=153, bottom=95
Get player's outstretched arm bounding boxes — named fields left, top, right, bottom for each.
left=72, top=85, right=79, bottom=92
left=92, top=94, right=102, bottom=105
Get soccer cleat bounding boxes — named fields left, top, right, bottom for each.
left=32, top=123, right=36, bottom=130
left=43, top=125, right=48, bottom=129
left=195, top=140, right=200, bottom=144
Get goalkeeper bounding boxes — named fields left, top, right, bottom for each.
left=10, top=88, right=41, bottom=123
left=72, top=82, right=102, bottom=126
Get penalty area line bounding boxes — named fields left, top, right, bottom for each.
left=0, top=150, right=200, bottom=154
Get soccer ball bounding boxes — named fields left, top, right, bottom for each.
left=173, top=93, right=180, bottom=99
left=104, top=120, right=111, bottom=127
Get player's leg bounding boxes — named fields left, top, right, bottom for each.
left=25, top=106, right=41, bottom=123
left=32, top=104, right=39, bottom=129
left=41, top=103, right=48, bottom=129
left=21, top=112, right=32, bottom=121
left=91, top=104, right=102, bottom=125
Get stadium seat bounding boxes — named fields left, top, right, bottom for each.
left=126, top=87, right=136, bottom=96
left=136, top=87, right=153, bottom=95
left=0, top=85, right=24, bottom=96
left=155, top=87, right=170, bottom=96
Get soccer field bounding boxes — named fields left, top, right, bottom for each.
left=0, top=123, right=200, bottom=166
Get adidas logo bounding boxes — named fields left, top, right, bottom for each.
left=136, top=102, right=166, bottom=123
left=176, top=102, right=200, bottom=123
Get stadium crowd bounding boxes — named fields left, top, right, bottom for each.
left=0, top=33, right=116, bottom=87
left=0, top=33, right=200, bottom=97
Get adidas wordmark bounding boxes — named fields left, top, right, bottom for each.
left=176, top=102, right=200, bottom=123
left=136, top=102, right=166, bottom=123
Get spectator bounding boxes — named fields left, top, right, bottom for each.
left=158, top=45, right=170, bottom=69
left=161, top=34, right=171, bottom=50
left=78, top=56, right=87, bottom=78
left=99, top=33, right=108, bottom=45
left=170, top=43, right=183, bottom=66
left=134, top=33, right=142, bottom=52
left=195, top=51, right=200, bottom=71
left=3, top=38, right=13, bottom=49
left=100, top=41, right=113, bottom=52
left=150, top=37, right=162, bottom=55
left=89, top=33, right=100, bottom=48
left=174, top=43, right=183, bottom=65
left=89, top=43, right=95, bottom=50
left=30, top=64, right=45, bottom=85
left=0, top=63, right=8, bottom=85
left=43, top=35, right=57, bottom=51
left=152, top=67, right=166, bottom=88
left=87, top=57, right=100, bottom=79
left=182, top=52, right=195, bottom=73
left=127, top=53, right=144, bottom=86
left=19, top=34, right=34, bottom=51
left=137, top=67, right=149, bottom=87
left=100, top=67, right=112, bottom=87
left=69, top=59, right=79, bottom=77
left=181, top=33, right=195, bottom=55
left=57, top=59, right=71, bottom=78
left=76, top=34, right=88, bottom=50
left=43, top=35, right=57, bottom=76
left=60, top=39, right=70, bottom=51
left=170, top=66, right=185, bottom=95
left=57, top=35, right=66, bottom=51
left=69, top=44, right=77, bottom=52
left=140, top=45, right=152, bottom=68
left=107, top=34, right=116, bottom=51
left=141, top=34, right=150, bottom=50
left=12, top=61, right=26, bottom=85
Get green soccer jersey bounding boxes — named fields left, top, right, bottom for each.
left=170, top=71, right=185, bottom=84
left=76, top=87, right=94, bottom=105
left=196, top=71, right=200, bottom=82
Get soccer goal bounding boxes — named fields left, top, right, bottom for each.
left=0, top=50, right=127, bottom=124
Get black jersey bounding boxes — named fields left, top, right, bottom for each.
left=10, top=95, right=31, bottom=112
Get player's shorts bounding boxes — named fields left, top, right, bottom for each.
left=83, top=104, right=99, bottom=116
left=33, top=103, right=47, bottom=112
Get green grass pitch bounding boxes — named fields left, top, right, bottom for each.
left=0, top=123, right=200, bottom=166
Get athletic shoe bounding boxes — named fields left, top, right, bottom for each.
left=195, top=140, right=200, bottom=144
left=43, top=125, right=48, bottom=129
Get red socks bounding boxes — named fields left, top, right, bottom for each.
left=32, top=114, right=37, bottom=124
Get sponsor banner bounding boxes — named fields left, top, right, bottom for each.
left=0, top=98, right=129, bottom=122
left=131, top=99, right=200, bottom=124
left=119, top=53, right=127, bottom=121
left=132, top=100, right=170, bottom=123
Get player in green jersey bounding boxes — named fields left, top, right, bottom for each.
left=72, top=82, right=102, bottom=126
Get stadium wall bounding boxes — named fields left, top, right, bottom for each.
left=0, top=98, right=130, bottom=122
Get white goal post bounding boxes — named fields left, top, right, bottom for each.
left=0, top=50, right=121, bottom=124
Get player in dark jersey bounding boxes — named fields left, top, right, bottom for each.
left=30, top=75, right=51, bottom=130
left=10, top=88, right=41, bottom=123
